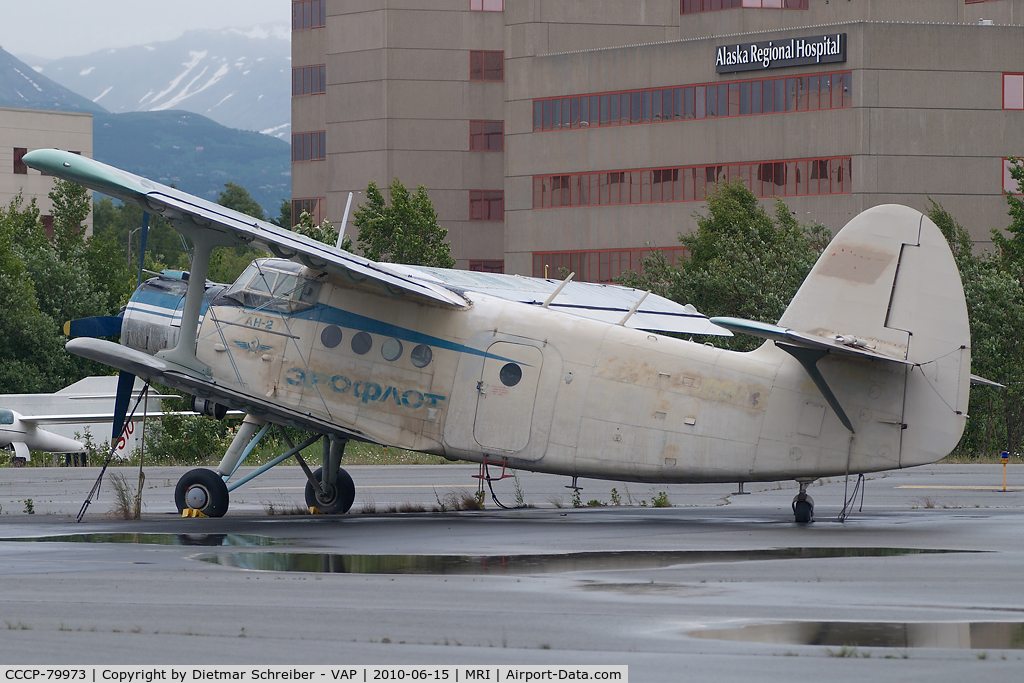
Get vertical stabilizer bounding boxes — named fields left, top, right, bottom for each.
left=779, top=204, right=970, bottom=465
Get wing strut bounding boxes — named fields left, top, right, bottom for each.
left=777, top=344, right=856, bottom=434
left=156, top=222, right=235, bottom=375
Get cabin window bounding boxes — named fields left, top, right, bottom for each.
left=320, top=325, right=343, bottom=348
left=219, top=260, right=319, bottom=312
left=351, top=332, right=373, bottom=355
left=0, top=409, right=14, bottom=425
left=381, top=338, right=403, bottom=362
left=411, top=344, right=433, bottom=368
left=499, top=363, right=522, bottom=387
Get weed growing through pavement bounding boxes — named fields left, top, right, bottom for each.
left=652, top=491, right=671, bottom=507
left=22, top=499, right=34, bottom=515
left=610, top=488, right=621, bottom=506
left=109, top=473, right=134, bottom=520
left=570, top=488, right=582, bottom=508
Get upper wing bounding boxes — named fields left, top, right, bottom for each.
left=392, top=266, right=732, bottom=336
left=22, top=149, right=467, bottom=309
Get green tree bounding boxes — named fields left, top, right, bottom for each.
left=272, top=198, right=292, bottom=228
left=217, top=182, right=266, bottom=221
left=353, top=179, right=455, bottom=267
left=617, top=179, right=830, bottom=351
left=291, top=210, right=352, bottom=251
left=0, top=196, right=68, bottom=393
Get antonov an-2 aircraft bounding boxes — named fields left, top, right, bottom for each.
left=25, top=149, right=977, bottom=523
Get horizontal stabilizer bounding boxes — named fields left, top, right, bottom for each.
left=710, top=316, right=913, bottom=365
left=970, top=374, right=1004, bottom=388
left=17, top=410, right=242, bottom=425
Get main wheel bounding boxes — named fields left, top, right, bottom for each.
left=175, top=468, right=229, bottom=518
left=304, top=466, right=355, bottom=514
left=793, top=499, right=814, bottom=524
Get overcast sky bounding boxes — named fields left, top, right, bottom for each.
left=0, top=0, right=290, bottom=60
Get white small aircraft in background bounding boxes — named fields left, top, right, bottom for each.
left=24, top=148, right=987, bottom=523
left=0, top=408, right=89, bottom=465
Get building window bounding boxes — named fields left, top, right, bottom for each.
left=1004, top=158, right=1023, bottom=195
left=470, top=260, right=504, bottom=273
left=13, top=147, right=27, bottom=174
left=533, top=71, right=851, bottom=132
left=533, top=156, right=852, bottom=208
left=470, top=191, right=504, bottom=220
left=470, top=0, right=504, bottom=10
left=292, top=132, right=326, bottom=162
left=682, top=0, right=807, bottom=12
left=292, top=0, right=326, bottom=30
left=470, top=121, right=503, bottom=151
left=470, top=51, right=504, bottom=82
left=1004, top=74, right=1024, bottom=110
left=533, top=247, right=687, bottom=284
left=292, top=197, right=326, bottom=227
left=293, top=65, right=326, bottom=96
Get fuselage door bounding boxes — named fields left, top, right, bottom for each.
left=473, top=342, right=544, bottom=453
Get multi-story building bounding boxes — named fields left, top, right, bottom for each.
left=291, top=0, right=1024, bottom=280
left=0, top=106, right=93, bottom=235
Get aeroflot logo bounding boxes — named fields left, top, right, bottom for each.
left=285, top=368, right=446, bottom=409
left=715, top=33, right=845, bottom=73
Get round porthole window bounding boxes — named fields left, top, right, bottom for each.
left=410, top=344, right=433, bottom=369
left=351, top=331, right=373, bottom=355
left=381, top=338, right=403, bottom=362
left=320, top=325, right=343, bottom=349
left=499, top=363, right=522, bottom=387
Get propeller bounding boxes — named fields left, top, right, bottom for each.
left=110, top=211, right=150, bottom=442
left=64, top=212, right=151, bottom=443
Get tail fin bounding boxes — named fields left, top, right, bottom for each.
left=779, top=204, right=970, bottom=465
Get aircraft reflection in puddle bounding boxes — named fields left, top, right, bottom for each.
left=688, top=620, right=1024, bottom=650
left=0, top=533, right=286, bottom=547
left=200, top=547, right=969, bottom=575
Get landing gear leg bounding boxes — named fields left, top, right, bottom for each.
left=303, top=436, right=354, bottom=514
left=792, top=480, right=814, bottom=524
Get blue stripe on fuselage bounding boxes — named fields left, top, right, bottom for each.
left=286, top=304, right=520, bottom=364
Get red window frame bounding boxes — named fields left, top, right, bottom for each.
left=470, top=0, right=504, bottom=10
left=470, top=51, right=504, bottom=82
left=13, top=147, right=27, bottom=175
left=533, top=71, right=851, bottom=132
left=292, top=132, right=326, bottom=162
left=291, top=197, right=326, bottom=226
left=532, top=156, right=852, bottom=209
left=1004, top=73, right=1024, bottom=110
left=532, top=247, right=687, bottom=284
left=1004, top=158, right=1023, bottom=195
left=292, top=0, right=326, bottom=30
left=469, top=260, right=505, bottom=273
left=469, top=190, right=504, bottom=221
left=293, top=65, right=326, bottom=97
left=682, top=0, right=808, bottom=12
left=470, top=120, right=504, bottom=151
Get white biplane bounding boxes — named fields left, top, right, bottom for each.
left=24, top=148, right=980, bottom=522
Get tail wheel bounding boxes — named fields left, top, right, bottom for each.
left=304, top=467, right=355, bottom=514
left=175, top=468, right=229, bottom=518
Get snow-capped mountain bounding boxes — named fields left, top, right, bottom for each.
left=28, top=26, right=290, bottom=139
left=0, top=47, right=105, bottom=114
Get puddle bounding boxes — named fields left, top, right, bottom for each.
left=688, top=621, right=1024, bottom=650
left=200, top=547, right=968, bottom=575
left=0, top=533, right=286, bottom=547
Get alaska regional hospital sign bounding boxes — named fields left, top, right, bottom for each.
left=715, top=33, right=846, bottom=74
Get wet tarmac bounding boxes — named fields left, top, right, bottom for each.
left=0, top=463, right=1021, bottom=682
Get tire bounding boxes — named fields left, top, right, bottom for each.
left=304, top=466, right=355, bottom=514
left=174, top=468, right=229, bottom=518
left=793, top=499, right=813, bottom=524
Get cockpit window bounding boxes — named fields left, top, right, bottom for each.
left=0, top=409, right=14, bottom=425
left=218, top=259, right=322, bottom=312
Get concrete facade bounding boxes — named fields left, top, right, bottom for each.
left=0, top=106, right=93, bottom=234
left=292, top=0, right=1024, bottom=277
